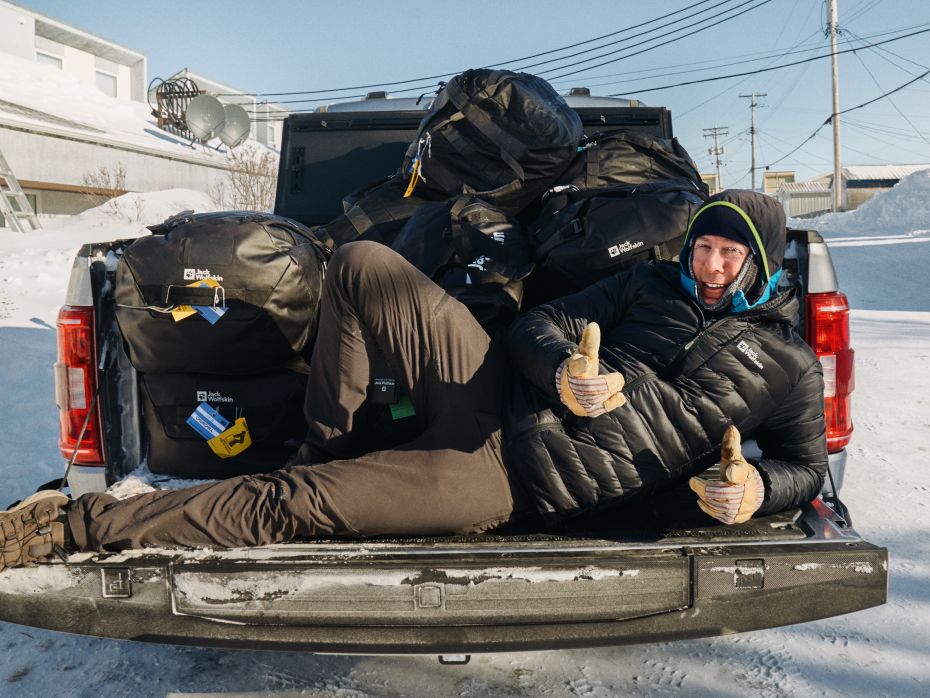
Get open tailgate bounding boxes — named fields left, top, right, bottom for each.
left=0, top=501, right=886, bottom=654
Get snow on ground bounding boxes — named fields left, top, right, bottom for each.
left=1, top=187, right=930, bottom=696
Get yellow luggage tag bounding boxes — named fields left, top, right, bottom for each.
left=171, top=278, right=223, bottom=323
left=207, top=417, right=252, bottom=459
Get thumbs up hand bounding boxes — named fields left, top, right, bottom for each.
left=689, top=425, right=766, bottom=524
left=556, top=323, right=626, bottom=418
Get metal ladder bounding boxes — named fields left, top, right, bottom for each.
left=0, top=147, right=41, bottom=232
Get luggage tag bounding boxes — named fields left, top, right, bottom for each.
left=186, top=402, right=231, bottom=440
left=171, top=278, right=226, bottom=323
left=185, top=403, right=251, bottom=458
left=207, top=417, right=252, bottom=459
left=191, top=280, right=228, bottom=326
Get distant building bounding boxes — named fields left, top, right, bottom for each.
left=700, top=172, right=719, bottom=194
left=814, top=164, right=930, bottom=210
left=773, top=181, right=832, bottom=218
left=0, top=0, right=146, bottom=102
left=762, top=171, right=794, bottom=195
left=154, top=69, right=288, bottom=151
left=775, top=164, right=930, bottom=218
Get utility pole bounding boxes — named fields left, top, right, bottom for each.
left=703, top=126, right=728, bottom=193
left=739, top=92, right=766, bottom=191
left=828, top=0, right=843, bottom=211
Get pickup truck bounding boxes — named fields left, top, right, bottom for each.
left=0, top=91, right=886, bottom=656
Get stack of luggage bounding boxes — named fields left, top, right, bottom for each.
left=114, top=68, right=709, bottom=479
left=314, top=68, right=708, bottom=332
left=114, top=211, right=330, bottom=477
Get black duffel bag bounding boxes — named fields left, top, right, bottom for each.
left=401, top=69, right=583, bottom=215
left=115, top=211, right=331, bottom=375
left=140, top=370, right=307, bottom=478
left=313, top=173, right=434, bottom=249
left=391, top=196, right=534, bottom=336
left=555, top=129, right=708, bottom=194
left=525, top=179, right=706, bottom=305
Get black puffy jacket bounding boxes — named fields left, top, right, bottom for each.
left=504, top=259, right=828, bottom=525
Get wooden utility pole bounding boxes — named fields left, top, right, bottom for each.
left=739, top=92, right=766, bottom=191
left=703, top=126, right=728, bottom=192
left=828, top=0, right=843, bottom=211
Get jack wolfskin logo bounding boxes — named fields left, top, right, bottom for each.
left=737, top=340, right=764, bottom=369
left=608, top=240, right=644, bottom=258
left=183, top=268, right=223, bottom=282
left=196, top=390, right=234, bottom=403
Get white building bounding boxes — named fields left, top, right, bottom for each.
left=0, top=0, right=146, bottom=103
left=0, top=0, right=284, bottom=228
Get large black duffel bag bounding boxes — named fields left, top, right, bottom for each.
left=391, top=196, right=534, bottom=336
left=140, top=370, right=307, bottom=478
left=525, top=179, right=706, bottom=306
left=401, top=69, right=583, bottom=214
left=115, top=211, right=331, bottom=375
left=555, top=129, right=708, bottom=194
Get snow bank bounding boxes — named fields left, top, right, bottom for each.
left=795, top=168, right=930, bottom=235
left=0, top=188, right=221, bottom=254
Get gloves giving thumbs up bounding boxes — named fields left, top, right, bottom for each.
left=556, top=323, right=626, bottom=418
left=689, top=425, right=766, bottom=524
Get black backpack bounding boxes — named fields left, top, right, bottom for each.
left=115, top=211, right=331, bottom=375
left=391, top=196, right=534, bottom=336
left=313, top=173, right=434, bottom=249
left=401, top=69, right=583, bottom=215
left=525, top=179, right=706, bottom=305
left=556, top=129, right=708, bottom=194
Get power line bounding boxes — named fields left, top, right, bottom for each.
left=240, top=22, right=930, bottom=115
left=216, top=0, right=721, bottom=97
left=243, top=23, right=930, bottom=121
left=606, top=25, right=930, bottom=96
left=543, top=0, right=773, bottom=81
left=512, top=0, right=742, bottom=74
left=764, top=65, right=930, bottom=168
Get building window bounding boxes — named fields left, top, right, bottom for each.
left=96, top=71, right=118, bottom=98
left=36, top=51, right=63, bottom=70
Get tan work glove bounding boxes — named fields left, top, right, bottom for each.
left=689, top=425, right=766, bottom=524
left=555, top=323, right=626, bottom=418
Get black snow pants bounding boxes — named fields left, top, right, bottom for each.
left=68, top=242, right=519, bottom=551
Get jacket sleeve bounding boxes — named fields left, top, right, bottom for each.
left=753, top=360, right=829, bottom=515
left=506, top=267, right=642, bottom=401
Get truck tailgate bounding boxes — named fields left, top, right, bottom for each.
left=0, top=502, right=887, bottom=654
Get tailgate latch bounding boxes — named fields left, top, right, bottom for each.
left=734, top=559, right=765, bottom=589
left=101, top=568, right=132, bottom=598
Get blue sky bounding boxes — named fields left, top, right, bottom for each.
left=15, top=0, right=930, bottom=183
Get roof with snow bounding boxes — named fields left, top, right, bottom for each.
left=777, top=181, right=830, bottom=193
left=0, top=51, right=264, bottom=165
left=813, top=164, right=930, bottom=183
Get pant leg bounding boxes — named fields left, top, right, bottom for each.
left=68, top=241, right=515, bottom=550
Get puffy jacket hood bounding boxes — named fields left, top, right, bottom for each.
left=679, top=190, right=787, bottom=311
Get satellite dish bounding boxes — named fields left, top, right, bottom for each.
left=218, top=103, right=251, bottom=148
left=184, top=95, right=225, bottom=141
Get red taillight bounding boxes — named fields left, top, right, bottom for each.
left=55, top=305, right=105, bottom=464
left=806, top=292, right=855, bottom=452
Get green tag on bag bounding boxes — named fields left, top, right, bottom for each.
left=389, top=394, right=415, bottom=420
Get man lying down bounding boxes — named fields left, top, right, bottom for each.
left=1, top=190, right=827, bottom=569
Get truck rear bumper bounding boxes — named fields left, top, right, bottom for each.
left=0, top=514, right=887, bottom=654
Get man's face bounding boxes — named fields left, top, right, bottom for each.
left=691, top=234, right=751, bottom=306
